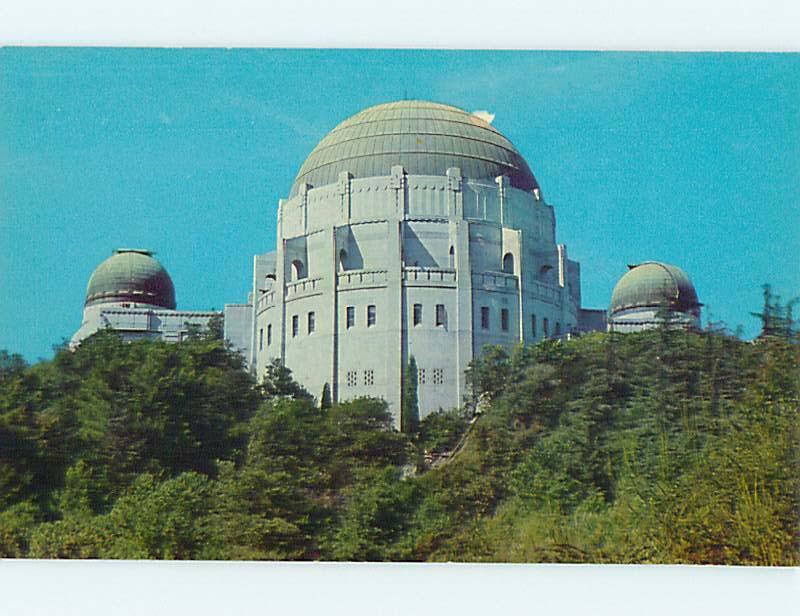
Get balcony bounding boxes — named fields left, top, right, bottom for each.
left=285, top=277, right=323, bottom=300
left=337, top=269, right=388, bottom=290
left=472, top=271, right=518, bottom=293
left=403, top=266, right=457, bottom=287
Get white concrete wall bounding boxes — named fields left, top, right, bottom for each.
left=246, top=166, right=585, bottom=426
left=72, top=300, right=220, bottom=347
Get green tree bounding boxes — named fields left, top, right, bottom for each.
left=320, top=382, right=332, bottom=409
left=402, top=356, right=419, bottom=434
left=261, top=358, right=313, bottom=401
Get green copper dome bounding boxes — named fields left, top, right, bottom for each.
left=85, top=249, right=176, bottom=309
left=610, top=262, right=700, bottom=316
left=291, top=100, right=539, bottom=196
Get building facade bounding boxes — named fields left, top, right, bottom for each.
left=226, top=100, right=602, bottom=426
left=72, top=249, right=219, bottom=347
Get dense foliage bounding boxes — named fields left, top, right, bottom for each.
left=0, top=313, right=797, bottom=563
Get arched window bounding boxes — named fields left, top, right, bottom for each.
left=338, top=249, right=348, bottom=272
left=449, top=245, right=455, bottom=268
left=291, top=259, right=305, bottom=281
left=502, top=252, right=514, bottom=274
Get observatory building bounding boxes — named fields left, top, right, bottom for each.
left=608, top=261, right=702, bottom=333
left=71, top=249, right=219, bottom=347
left=225, top=100, right=606, bottom=426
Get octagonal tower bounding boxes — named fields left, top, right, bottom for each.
left=239, top=100, right=587, bottom=426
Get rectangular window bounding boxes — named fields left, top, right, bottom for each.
left=267, top=324, right=272, bottom=346
left=432, top=368, right=444, bottom=385
left=531, top=314, right=537, bottom=338
left=481, top=306, right=490, bottom=330
left=501, top=308, right=509, bottom=332
left=259, top=328, right=264, bottom=351
left=413, top=303, right=422, bottom=326
left=292, top=315, right=299, bottom=338
left=543, top=317, right=549, bottom=338
left=346, top=370, right=357, bottom=387
left=435, top=304, right=446, bottom=327
left=418, top=368, right=426, bottom=385
left=367, top=305, right=376, bottom=327
left=363, top=369, right=374, bottom=386
left=346, top=306, right=355, bottom=329
left=555, top=321, right=561, bottom=337
left=307, top=311, right=315, bottom=334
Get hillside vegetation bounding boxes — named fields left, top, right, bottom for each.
left=0, top=318, right=797, bottom=563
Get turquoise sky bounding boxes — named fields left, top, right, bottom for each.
left=1, top=49, right=798, bottom=361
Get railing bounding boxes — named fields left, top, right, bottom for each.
left=337, top=269, right=388, bottom=288
left=472, top=271, right=518, bottom=292
left=285, top=277, right=322, bottom=298
left=403, top=267, right=457, bottom=285
left=529, top=280, right=560, bottom=304
left=256, top=289, right=276, bottom=312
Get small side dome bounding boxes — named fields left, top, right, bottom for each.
left=85, top=249, right=176, bottom=309
left=610, top=261, right=700, bottom=317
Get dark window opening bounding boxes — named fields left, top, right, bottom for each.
left=308, top=311, right=316, bottom=334
left=435, top=304, right=446, bottom=327
left=481, top=306, right=490, bottom=330
left=501, top=308, right=509, bottom=332
left=291, top=315, right=299, bottom=338
left=413, top=303, right=422, bottom=326
left=346, top=306, right=355, bottom=328
left=367, top=305, right=376, bottom=327
left=502, top=252, right=514, bottom=274
left=291, top=259, right=305, bottom=281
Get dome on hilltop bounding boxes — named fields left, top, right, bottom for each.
left=85, top=249, right=176, bottom=309
left=610, top=262, right=701, bottom=317
left=291, top=100, right=539, bottom=196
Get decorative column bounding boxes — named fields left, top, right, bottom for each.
left=448, top=167, right=472, bottom=407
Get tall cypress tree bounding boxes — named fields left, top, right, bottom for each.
left=402, top=356, right=419, bottom=434
left=320, top=382, right=332, bottom=409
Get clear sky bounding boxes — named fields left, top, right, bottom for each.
left=1, top=48, right=798, bottom=362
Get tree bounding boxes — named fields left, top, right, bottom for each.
left=320, top=382, right=332, bottom=409
left=261, top=358, right=313, bottom=401
left=205, top=314, right=225, bottom=341
left=464, top=345, right=510, bottom=403
left=402, top=356, right=419, bottom=434
left=752, top=284, right=798, bottom=340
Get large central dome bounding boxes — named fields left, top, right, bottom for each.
left=291, top=100, right=539, bottom=196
